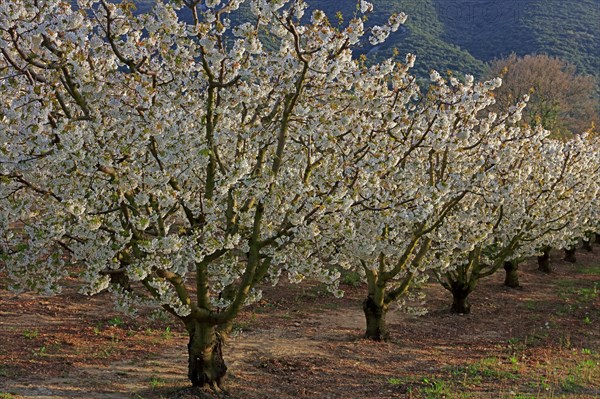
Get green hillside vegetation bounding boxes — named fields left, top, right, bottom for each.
left=525, top=0, right=599, bottom=78
left=435, top=0, right=538, bottom=66
left=437, top=0, right=600, bottom=78
left=321, top=0, right=599, bottom=80
left=307, top=0, right=487, bottom=78
left=129, top=0, right=598, bottom=81
left=308, top=0, right=599, bottom=81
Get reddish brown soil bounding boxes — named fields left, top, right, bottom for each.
left=1, top=247, right=599, bottom=399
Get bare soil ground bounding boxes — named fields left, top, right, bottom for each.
left=1, top=247, right=599, bottom=399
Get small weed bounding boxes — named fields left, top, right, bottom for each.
left=580, top=348, right=592, bottom=355
left=421, top=378, right=450, bottom=399
left=23, top=328, right=40, bottom=339
left=583, top=316, right=592, bottom=324
left=534, top=377, right=551, bottom=392
left=23, top=328, right=39, bottom=339
left=509, top=355, right=519, bottom=365
left=577, top=285, right=599, bottom=302
left=524, top=300, right=538, bottom=311
left=107, top=316, right=124, bottom=327
left=161, top=326, right=173, bottom=340
left=0, top=393, right=15, bottom=399
left=32, top=345, right=46, bottom=357
left=94, top=345, right=116, bottom=359
left=149, top=377, right=164, bottom=389
left=387, top=377, right=403, bottom=385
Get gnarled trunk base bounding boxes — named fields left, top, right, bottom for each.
left=504, top=261, right=520, bottom=288
left=188, top=324, right=227, bottom=389
left=537, top=248, right=551, bottom=274
left=362, top=296, right=389, bottom=341
left=582, top=238, right=593, bottom=252
left=451, top=293, right=471, bottom=314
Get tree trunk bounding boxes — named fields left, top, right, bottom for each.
left=582, top=237, right=593, bottom=252
left=537, top=248, right=551, bottom=274
left=109, top=270, right=131, bottom=291
left=362, top=296, right=389, bottom=341
left=450, top=284, right=472, bottom=314
left=504, top=261, right=520, bottom=288
left=595, top=233, right=600, bottom=245
left=564, top=247, right=577, bottom=263
left=187, top=322, right=227, bottom=389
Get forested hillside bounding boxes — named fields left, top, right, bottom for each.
left=310, top=0, right=599, bottom=79
left=435, top=0, right=599, bottom=78
left=132, top=0, right=597, bottom=80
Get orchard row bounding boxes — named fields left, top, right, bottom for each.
left=1, top=0, right=597, bottom=389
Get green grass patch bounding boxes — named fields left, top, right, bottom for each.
left=559, top=374, right=586, bottom=393
left=575, top=263, right=600, bottom=276
left=557, top=281, right=599, bottom=303
left=524, top=299, right=539, bottom=311
left=387, top=377, right=404, bottom=385
left=445, top=357, right=520, bottom=388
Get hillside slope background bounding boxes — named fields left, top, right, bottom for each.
left=310, top=0, right=600, bottom=80
left=133, top=0, right=599, bottom=80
